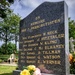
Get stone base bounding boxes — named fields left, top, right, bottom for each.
left=13, top=70, right=56, bottom=75
left=42, top=73, right=55, bottom=75
left=13, top=70, right=21, bottom=75
left=13, top=70, right=73, bottom=75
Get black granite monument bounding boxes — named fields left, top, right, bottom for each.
left=13, top=1, right=69, bottom=75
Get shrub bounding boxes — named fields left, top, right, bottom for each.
left=0, top=59, right=3, bottom=63
left=0, top=55, right=10, bottom=62
left=0, top=42, right=17, bottom=54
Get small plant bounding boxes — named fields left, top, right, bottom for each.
left=69, top=52, right=75, bottom=74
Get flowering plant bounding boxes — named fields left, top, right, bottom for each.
left=20, top=65, right=41, bottom=75
left=69, top=52, right=75, bottom=74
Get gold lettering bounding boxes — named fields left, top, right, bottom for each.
left=37, top=38, right=40, bottom=41
left=21, top=52, right=25, bottom=55
left=30, top=19, right=61, bottom=30
left=22, top=37, right=27, bottom=40
left=43, top=33, right=46, bottom=36
left=40, top=42, right=43, bottom=45
left=44, top=40, right=57, bottom=45
left=27, top=52, right=35, bottom=55
left=39, top=46, right=43, bottom=50
left=21, top=56, right=25, bottom=59
left=27, top=56, right=36, bottom=59
left=51, top=55, right=60, bottom=59
left=38, top=51, right=41, bottom=54
left=43, top=60, right=61, bottom=65
left=21, top=29, right=26, bottom=32
left=37, top=56, right=40, bottom=59
left=24, top=48, right=33, bottom=51
left=42, top=50, right=60, bottom=54
left=35, top=16, right=40, bottom=20
left=45, top=44, right=64, bottom=49
left=47, top=30, right=57, bottom=35
left=31, top=19, right=45, bottom=26
left=37, top=60, right=42, bottom=64
left=23, top=45, right=27, bottom=47
left=27, top=60, right=36, bottom=63
left=41, top=34, right=64, bottom=40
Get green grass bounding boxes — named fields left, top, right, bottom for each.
left=0, top=65, right=17, bottom=75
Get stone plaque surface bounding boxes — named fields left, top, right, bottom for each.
left=18, top=1, right=69, bottom=75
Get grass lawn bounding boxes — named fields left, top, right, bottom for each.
left=0, top=65, right=17, bottom=75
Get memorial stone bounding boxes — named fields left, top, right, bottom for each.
left=13, top=1, right=69, bottom=75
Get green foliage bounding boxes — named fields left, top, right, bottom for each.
left=0, top=10, right=21, bottom=52
left=69, top=18, right=75, bottom=39
left=0, top=42, right=17, bottom=54
left=0, top=0, right=10, bottom=18
left=0, top=54, right=18, bottom=62
left=0, top=59, right=3, bottom=63
left=0, top=0, right=15, bottom=18
left=0, top=55, right=9, bottom=62
left=0, top=11, right=20, bottom=42
left=69, top=18, right=75, bottom=74
left=70, top=64, right=75, bottom=74
left=70, top=52, right=75, bottom=74
left=0, top=55, right=9, bottom=59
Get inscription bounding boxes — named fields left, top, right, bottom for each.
left=27, top=60, right=36, bottom=64
left=42, top=50, right=60, bottom=54
left=28, top=43, right=38, bottom=47
left=43, top=60, right=61, bottom=65
left=27, top=52, right=35, bottom=55
left=21, top=56, right=25, bottom=59
left=41, top=34, right=64, bottom=40
left=24, top=48, right=33, bottom=51
left=21, top=29, right=26, bottom=32
left=35, top=16, right=40, bottom=20
left=43, top=55, right=60, bottom=59
left=27, top=56, right=36, bottom=59
left=31, top=19, right=45, bottom=26
left=45, top=44, right=64, bottom=49
left=31, top=19, right=60, bottom=30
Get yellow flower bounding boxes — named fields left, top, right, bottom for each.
left=27, top=65, right=36, bottom=71
left=20, top=69, right=30, bottom=75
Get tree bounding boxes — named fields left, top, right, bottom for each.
left=69, top=18, right=75, bottom=39
left=9, top=13, right=21, bottom=50
left=0, top=10, right=20, bottom=53
left=0, top=0, right=10, bottom=18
